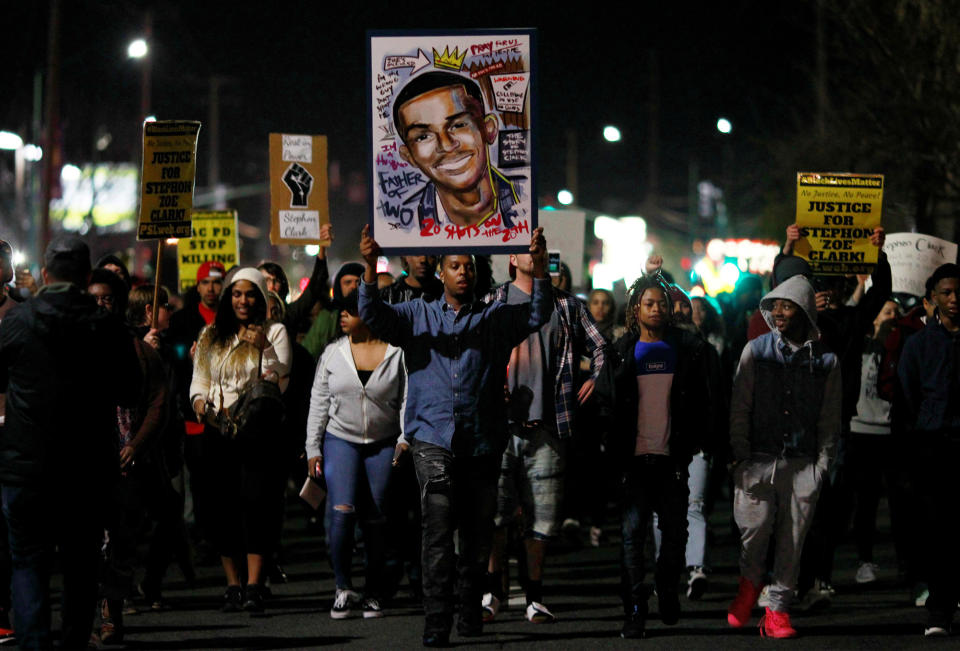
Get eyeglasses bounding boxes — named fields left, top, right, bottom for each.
left=93, top=294, right=115, bottom=306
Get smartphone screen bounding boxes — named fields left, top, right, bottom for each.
left=548, top=251, right=561, bottom=277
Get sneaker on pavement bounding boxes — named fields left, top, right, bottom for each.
left=727, top=577, right=763, bottom=628
left=362, top=597, right=384, bottom=619
left=856, top=562, right=878, bottom=584
left=221, top=585, right=244, bottom=613
left=525, top=601, right=557, bottom=624
left=330, top=589, right=361, bottom=619
left=757, top=584, right=771, bottom=608
left=589, top=526, right=603, bottom=547
left=242, top=584, right=265, bottom=613
left=687, top=567, right=708, bottom=600
left=481, top=593, right=501, bottom=623
left=797, top=579, right=832, bottom=612
left=759, top=607, right=797, bottom=639
left=913, top=583, right=930, bottom=607
left=924, top=625, right=950, bottom=637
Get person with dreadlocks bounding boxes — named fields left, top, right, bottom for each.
left=596, top=272, right=720, bottom=639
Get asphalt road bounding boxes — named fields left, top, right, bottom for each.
left=44, top=494, right=936, bottom=649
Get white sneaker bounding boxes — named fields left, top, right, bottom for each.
left=525, top=601, right=557, bottom=624
left=757, top=585, right=771, bottom=608
left=362, top=597, right=384, bottom=619
left=914, top=583, right=929, bottom=607
left=924, top=626, right=949, bottom=637
left=481, top=592, right=501, bottom=622
left=330, top=589, right=361, bottom=619
left=686, top=567, right=708, bottom=600
left=797, top=580, right=832, bottom=612
left=562, top=518, right=580, bottom=534
left=855, top=562, right=878, bottom=584
left=589, top=526, right=603, bottom=547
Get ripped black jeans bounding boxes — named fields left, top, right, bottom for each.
left=411, top=439, right=499, bottom=624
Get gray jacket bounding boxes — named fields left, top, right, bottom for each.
left=305, top=336, right=406, bottom=457
left=730, top=275, right=841, bottom=473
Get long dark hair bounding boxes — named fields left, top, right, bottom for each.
left=691, top=296, right=725, bottom=340
left=209, top=280, right=267, bottom=346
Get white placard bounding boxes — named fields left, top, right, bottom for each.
left=882, top=232, right=958, bottom=297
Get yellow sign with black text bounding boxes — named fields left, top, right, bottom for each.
left=177, top=210, right=239, bottom=293
left=794, top=172, right=883, bottom=275
left=138, top=120, right=201, bottom=240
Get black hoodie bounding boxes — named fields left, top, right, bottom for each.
left=0, top=283, right=141, bottom=484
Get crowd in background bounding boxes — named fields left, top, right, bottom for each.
left=0, top=218, right=957, bottom=648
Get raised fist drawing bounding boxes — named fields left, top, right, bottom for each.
left=283, top=163, right=313, bottom=207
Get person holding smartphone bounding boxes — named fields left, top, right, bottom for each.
left=189, top=268, right=291, bottom=613
left=305, top=289, right=407, bottom=620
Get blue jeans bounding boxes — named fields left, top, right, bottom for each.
left=323, top=433, right=394, bottom=594
left=2, top=483, right=102, bottom=650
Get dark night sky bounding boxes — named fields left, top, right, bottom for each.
left=1, top=1, right=818, bottom=238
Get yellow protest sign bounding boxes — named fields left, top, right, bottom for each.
left=794, top=172, right=883, bottom=275
left=269, top=133, right=330, bottom=245
left=138, top=120, right=201, bottom=240
left=177, top=210, right=240, bottom=293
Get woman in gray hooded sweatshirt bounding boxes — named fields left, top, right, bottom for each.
left=725, top=274, right=841, bottom=638
left=305, top=289, right=406, bottom=620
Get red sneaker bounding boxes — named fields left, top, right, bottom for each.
left=727, top=577, right=763, bottom=628
left=759, top=607, right=797, bottom=639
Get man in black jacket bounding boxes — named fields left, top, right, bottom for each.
left=596, top=274, right=722, bottom=639
left=0, top=235, right=140, bottom=650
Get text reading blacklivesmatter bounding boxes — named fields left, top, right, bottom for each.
left=138, top=120, right=201, bottom=240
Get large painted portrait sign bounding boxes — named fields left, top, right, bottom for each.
left=368, top=29, right=537, bottom=254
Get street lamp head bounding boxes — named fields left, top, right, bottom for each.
left=603, top=125, right=622, bottom=143
left=0, top=131, right=24, bottom=151
left=557, top=189, right=574, bottom=206
left=716, top=118, right=732, bottom=134
left=128, top=38, right=148, bottom=59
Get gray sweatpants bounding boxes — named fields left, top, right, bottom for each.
left=733, top=455, right=823, bottom=612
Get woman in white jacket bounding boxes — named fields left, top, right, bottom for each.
left=306, top=289, right=406, bottom=620
left=189, top=267, right=291, bottom=613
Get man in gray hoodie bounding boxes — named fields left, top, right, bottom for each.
left=725, top=275, right=841, bottom=639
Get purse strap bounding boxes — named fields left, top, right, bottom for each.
left=216, top=327, right=266, bottom=414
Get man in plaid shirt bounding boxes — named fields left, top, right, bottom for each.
left=482, top=252, right=608, bottom=623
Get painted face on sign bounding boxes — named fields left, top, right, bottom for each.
left=398, top=85, right=499, bottom=227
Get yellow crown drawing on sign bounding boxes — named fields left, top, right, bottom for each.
left=433, top=46, right=467, bottom=71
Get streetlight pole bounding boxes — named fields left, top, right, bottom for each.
left=39, top=0, right=61, bottom=262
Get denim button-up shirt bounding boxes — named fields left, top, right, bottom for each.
left=359, top=279, right=553, bottom=456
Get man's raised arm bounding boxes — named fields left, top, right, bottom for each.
left=498, top=227, right=553, bottom=347
left=358, top=225, right=410, bottom=346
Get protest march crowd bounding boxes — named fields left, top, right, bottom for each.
left=1, top=215, right=959, bottom=649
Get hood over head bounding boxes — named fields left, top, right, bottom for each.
left=333, top=262, right=365, bottom=306
left=224, top=267, right=269, bottom=304
left=759, top=274, right=820, bottom=343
